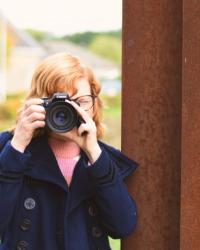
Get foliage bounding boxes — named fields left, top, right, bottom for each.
left=0, top=103, right=13, bottom=120
left=62, top=31, right=98, bottom=47
left=109, top=237, right=120, bottom=250
left=25, top=29, right=55, bottom=41
left=6, top=92, right=26, bottom=101
left=0, top=93, right=25, bottom=129
left=89, top=35, right=121, bottom=64
left=102, top=93, right=121, bottom=112
left=25, top=28, right=122, bottom=65
left=61, top=30, right=121, bottom=47
left=102, top=94, right=121, bottom=149
left=62, top=30, right=122, bottom=64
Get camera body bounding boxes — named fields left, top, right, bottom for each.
left=41, top=92, right=84, bottom=133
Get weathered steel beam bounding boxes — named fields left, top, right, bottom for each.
left=122, top=1, right=182, bottom=249
left=181, top=1, right=200, bottom=249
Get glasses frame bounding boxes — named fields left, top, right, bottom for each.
left=70, top=94, right=97, bottom=111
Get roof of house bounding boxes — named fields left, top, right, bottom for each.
left=0, top=10, right=42, bottom=48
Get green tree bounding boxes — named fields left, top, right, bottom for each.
left=89, top=35, right=121, bottom=64
left=25, top=29, right=54, bottom=41
left=62, top=31, right=97, bottom=47
left=61, top=30, right=121, bottom=47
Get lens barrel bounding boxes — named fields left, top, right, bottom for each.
left=45, top=101, right=79, bottom=133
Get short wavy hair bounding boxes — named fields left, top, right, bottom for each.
left=11, top=52, right=104, bottom=139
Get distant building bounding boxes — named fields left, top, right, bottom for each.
left=0, top=11, right=45, bottom=101
left=42, top=40, right=120, bottom=80
left=0, top=11, right=120, bottom=102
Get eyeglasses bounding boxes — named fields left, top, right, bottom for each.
left=70, top=95, right=97, bottom=111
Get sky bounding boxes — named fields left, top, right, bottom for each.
left=0, top=0, right=122, bottom=36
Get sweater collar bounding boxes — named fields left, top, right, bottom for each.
left=24, top=132, right=93, bottom=194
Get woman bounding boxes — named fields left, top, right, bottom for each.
left=0, top=53, right=139, bottom=250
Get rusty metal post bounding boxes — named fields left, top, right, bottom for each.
left=122, top=1, right=182, bottom=249
left=181, top=1, right=200, bottom=249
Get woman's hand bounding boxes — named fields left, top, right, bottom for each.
left=56, top=100, right=102, bottom=164
left=11, top=98, right=46, bottom=153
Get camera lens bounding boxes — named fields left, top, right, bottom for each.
left=46, top=101, right=78, bottom=133
left=53, top=110, right=68, bottom=126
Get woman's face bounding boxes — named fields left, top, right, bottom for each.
left=69, top=77, right=94, bottom=118
left=47, top=77, right=95, bottom=140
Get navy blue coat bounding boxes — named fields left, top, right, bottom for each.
left=0, top=130, right=139, bottom=250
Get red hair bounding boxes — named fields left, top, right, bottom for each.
left=12, top=53, right=104, bottom=138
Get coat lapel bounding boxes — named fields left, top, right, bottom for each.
left=67, top=156, right=95, bottom=214
left=24, top=132, right=94, bottom=212
left=24, top=132, right=69, bottom=192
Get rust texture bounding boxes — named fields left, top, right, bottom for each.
left=181, top=0, right=200, bottom=249
left=121, top=0, right=182, bottom=249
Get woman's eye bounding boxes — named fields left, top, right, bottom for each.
left=80, top=100, right=89, bottom=103
left=77, top=98, right=91, bottom=103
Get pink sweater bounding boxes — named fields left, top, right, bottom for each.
left=48, top=137, right=81, bottom=186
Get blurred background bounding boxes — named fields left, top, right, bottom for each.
left=0, top=1, right=122, bottom=248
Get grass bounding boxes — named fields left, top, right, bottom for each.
left=109, top=237, right=121, bottom=250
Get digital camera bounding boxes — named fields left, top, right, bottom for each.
left=41, top=92, right=84, bottom=133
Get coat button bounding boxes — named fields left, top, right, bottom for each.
left=88, top=205, right=97, bottom=216
left=20, top=218, right=32, bottom=231
left=16, top=240, right=28, bottom=250
left=92, top=226, right=102, bottom=238
left=24, top=198, right=36, bottom=210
